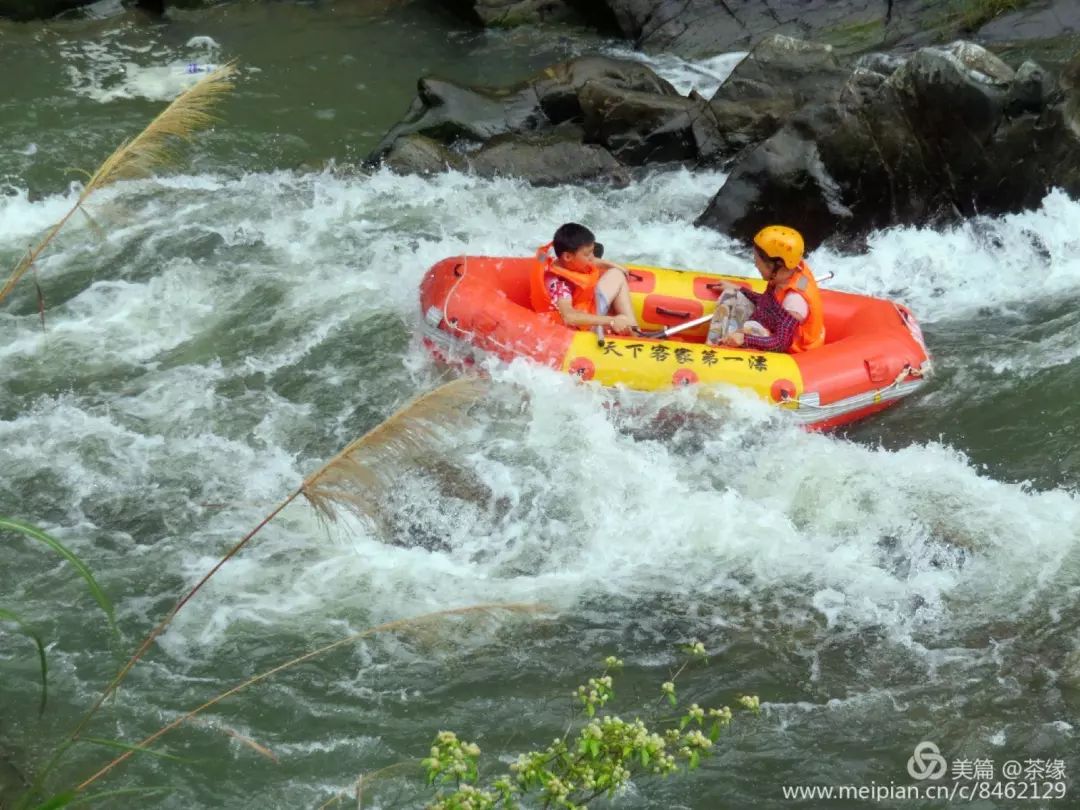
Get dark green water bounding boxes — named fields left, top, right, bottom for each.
left=2, top=4, right=1079, bottom=809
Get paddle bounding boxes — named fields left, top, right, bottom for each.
left=631, top=313, right=714, bottom=340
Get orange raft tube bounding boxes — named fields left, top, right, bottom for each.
left=419, top=256, right=932, bottom=430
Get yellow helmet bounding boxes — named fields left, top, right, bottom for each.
left=753, top=226, right=804, bottom=270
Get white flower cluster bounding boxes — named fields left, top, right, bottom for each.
left=737, top=695, right=761, bottom=712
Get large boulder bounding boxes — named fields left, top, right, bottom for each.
left=381, top=127, right=625, bottom=185
left=382, top=134, right=467, bottom=176
left=708, top=35, right=849, bottom=152
left=696, top=42, right=1080, bottom=249
left=469, top=126, right=626, bottom=184
left=579, top=82, right=724, bottom=165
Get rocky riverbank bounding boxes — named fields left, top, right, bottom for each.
left=372, top=33, right=1080, bottom=248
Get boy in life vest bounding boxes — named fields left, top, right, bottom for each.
left=705, top=225, right=826, bottom=353
left=530, top=223, right=641, bottom=335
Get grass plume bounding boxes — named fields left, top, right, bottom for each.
left=303, top=376, right=489, bottom=522
left=0, top=62, right=237, bottom=308
left=71, top=376, right=488, bottom=739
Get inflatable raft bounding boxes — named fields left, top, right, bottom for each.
left=419, top=256, right=932, bottom=429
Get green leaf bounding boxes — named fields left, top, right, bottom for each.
left=78, top=737, right=192, bottom=763
left=31, top=791, right=77, bottom=810
left=666, top=694, right=677, bottom=708
left=708, top=721, right=721, bottom=742
left=585, top=703, right=594, bottom=717
left=640, top=749, right=650, bottom=767
left=0, top=607, right=48, bottom=715
left=587, top=740, right=599, bottom=758
left=689, top=751, right=700, bottom=770
left=679, top=716, right=689, bottom=730
left=65, top=786, right=174, bottom=807
left=577, top=739, right=588, bottom=754
left=0, top=518, right=116, bottom=635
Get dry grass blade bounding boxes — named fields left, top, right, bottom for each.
left=222, top=727, right=279, bottom=764
left=302, top=376, right=489, bottom=522
left=76, top=602, right=543, bottom=793
left=187, top=718, right=279, bottom=763
left=0, top=62, right=237, bottom=307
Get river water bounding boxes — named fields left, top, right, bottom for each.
left=1, top=3, right=1079, bottom=808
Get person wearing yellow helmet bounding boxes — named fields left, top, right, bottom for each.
left=706, top=225, right=826, bottom=353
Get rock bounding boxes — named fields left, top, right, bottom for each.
left=1007, top=60, right=1050, bottom=116
left=370, top=56, right=677, bottom=161
left=1062, top=49, right=1080, bottom=138
left=382, top=125, right=625, bottom=185
left=532, top=55, right=678, bottom=121
left=854, top=51, right=908, bottom=78
left=442, top=0, right=622, bottom=29
left=0, top=0, right=94, bottom=19
left=603, top=0, right=889, bottom=58
left=382, top=134, right=467, bottom=176
left=469, top=127, right=625, bottom=184
left=976, top=0, right=1080, bottom=42
left=697, top=40, right=1080, bottom=249
left=369, top=56, right=712, bottom=181
left=708, top=35, right=849, bottom=153
left=372, top=76, right=544, bottom=156
left=472, top=0, right=579, bottom=26
left=580, top=81, right=723, bottom=165
left=941, top=40, right=1016, bottom=86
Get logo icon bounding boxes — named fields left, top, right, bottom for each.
left=907, top=741, right=948, bottom=781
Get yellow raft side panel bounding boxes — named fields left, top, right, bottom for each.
left=560, top=331, right=805, bottom=401
left=627, top=264, right=768, bottom=297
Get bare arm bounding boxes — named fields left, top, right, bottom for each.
left=593, top=257, right=629, bottom=276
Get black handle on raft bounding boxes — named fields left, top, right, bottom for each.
left=655, top=306, right=692, bottom=318
left=627, top=271, right=644, bottom=282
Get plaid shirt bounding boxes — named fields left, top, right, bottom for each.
left=739, top=288, right=800, bottom=352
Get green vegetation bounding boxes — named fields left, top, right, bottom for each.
left=420, top=647, right=759, bottom=810
left=819, top=18, right=886, bottom=54
left=949, top=0, right=1033, bottom=31
left=1, top=517, right=116, bottom=717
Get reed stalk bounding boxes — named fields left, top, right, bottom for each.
left=0, top=63, right=237, bottom=308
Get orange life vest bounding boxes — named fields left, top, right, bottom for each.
left=529, top=243, right=600, bottom=325
left=772, top=261, right=825, bottom=353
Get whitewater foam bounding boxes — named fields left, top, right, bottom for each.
left=2, top=167, right=1080, bottom=667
